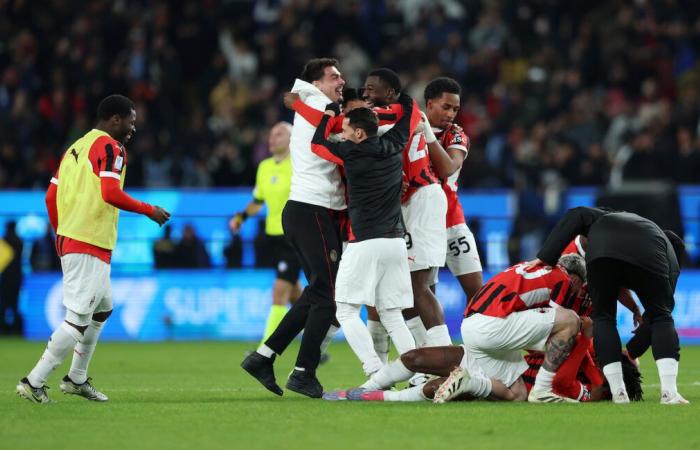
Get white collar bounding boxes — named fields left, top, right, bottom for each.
left=290, top=79, right=332, bottom=103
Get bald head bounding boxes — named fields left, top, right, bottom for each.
left=269, top=121, right=292, bottom=158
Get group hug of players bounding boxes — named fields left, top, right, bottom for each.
left=241, top=58, right=688, bottom=405
left=15, top=58, right=686, bottom=406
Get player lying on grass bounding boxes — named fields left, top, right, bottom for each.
left=341, top=320, right=642, bottom=403
left=324, top=254, right=586, bottom=402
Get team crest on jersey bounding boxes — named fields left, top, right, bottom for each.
left=270, top=175, right=278, bottom=184
left=114, top=155, right=124, bottom=171
left=330, top=249, right=338, bottom=262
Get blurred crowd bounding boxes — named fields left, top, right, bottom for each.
left=2, top=0, right=700, bottom=191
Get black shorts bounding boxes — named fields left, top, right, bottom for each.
left=267, top=235, right=301, bottom=284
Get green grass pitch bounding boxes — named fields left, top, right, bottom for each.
left=1, top=339, right=698, bottom=450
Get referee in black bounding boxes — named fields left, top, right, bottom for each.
left=532, top=206, right=688, bottom=404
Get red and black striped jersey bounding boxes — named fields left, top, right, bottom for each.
left=374, top=104, right=439, bottom=203
left=435, top=124, right=470, bottom=228
left=464, top=262, right=574, bottom=318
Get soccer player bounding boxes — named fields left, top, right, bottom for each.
left=531, top=206, right=689, bottom=404
left=422, top=77, right=483, bottom=302
left=230, top=122, right=303, bottom=344
left=310, top=93, right=418, bottom=379
left=362, top=69, right=452, bottom=350
left=346, top=254, right=586, bottom=403
left=16, top=95, right=170, bottom=403
left=341, top=87, right=368, bottom=113
left=241, top=58, right=345, bottom=398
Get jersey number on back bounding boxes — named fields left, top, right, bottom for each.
left=407, top=134, right=426, bottom=162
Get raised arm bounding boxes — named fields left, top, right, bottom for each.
left=311, top=105, right=345, bottom=166
left=284, top=92, right=344, bottom=132
left=379, top=93, right=416, bottom=155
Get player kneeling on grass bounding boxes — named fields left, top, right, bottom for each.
left=16, top=95, right=170, bottom=404
left=309, top=91, right=419, bottom=381
left=346, top=315, right=643, bottom=403
left=336, top=254, right=586, bottom=402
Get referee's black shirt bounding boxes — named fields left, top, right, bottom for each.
left=537, top=206, right=680, bottom=285
left=310, top=93, right=415, bottom=242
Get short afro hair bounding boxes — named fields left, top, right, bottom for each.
left=342, top=87, right=361, bottom=107
left=558, top=253, right=587, bottom=282
left=367, top=68, right=401, bottom=93
left=301, top=58, right=340, bottom=83
left=97, top=95, right=135, bottom=121
left=424, top=77, right=462, bottom=102
left=346, top=107, right=378, bottom=137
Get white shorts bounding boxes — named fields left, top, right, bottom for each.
left=460, top=309, right=556, bottom=387
left=61, top=253, right=112, bottom=320
left=432, top=223, right=483, bottom=285
left=335, top=238, right=413, bottom=310
left=402, top=183, right=447, bottom=272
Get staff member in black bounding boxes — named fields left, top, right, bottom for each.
left=529, top=206, right=688, bottom=404
left=312, top=93, right=419, bottom=381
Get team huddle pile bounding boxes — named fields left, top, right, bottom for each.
left=15, top=59, right=688, bottom=406
left=239, top=59, right=688, bottom=405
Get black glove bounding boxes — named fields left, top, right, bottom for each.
left=325, top=102, right=341, bottom=116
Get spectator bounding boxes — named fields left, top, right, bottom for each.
left=223, top=230, right=243, bottom=268
left=153, top=225, right=177, bottom=268
left=175, top=224, right=210, bottom=268
left=29, top=223, right=60, bottom=272
left=0, top=221, right=23, bottom=335
left=1, top=0, right=700, bottom=190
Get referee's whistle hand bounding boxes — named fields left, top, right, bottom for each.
left=149, top=206, right=171, bottom=226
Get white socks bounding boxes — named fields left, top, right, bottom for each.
left=367, top=320, right=390, bottom=364
left=533, top=367, right=555, bottom=392
left=336, top=303, right=383, bottom=376
left=27, top=322, right=82, bottom=387
left=426, top=324, right=451, bottom=347
left=320, top=325, right=339, bottom=355
left=379, top=309, right=416, bottom=355
left=406, top=317, right=428, bottom=347
left=362, top=358, right=413, bottom=390
left=656, top=358, right=679, bottom=395
left=463, top=372, right=493, bottom=399
left=256, top=344, right=275, bottom=358
left=383, top=384, right=428, bottom=402
left=68, top=320, right=105, bottom=384
left=603, top=362, right=628, bottom=398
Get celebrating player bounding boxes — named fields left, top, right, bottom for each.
left=421, top=77, right=483, bottom=302
left=16, top=95, right=170, bottom=403
left=310, top=92, right=418, bottom=379
left=362, top=69, right=452, bottom=350
left=342, top=254, right=586, bottom=403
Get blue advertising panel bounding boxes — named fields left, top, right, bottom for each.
left=20, top=269, right=700, bottom=344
